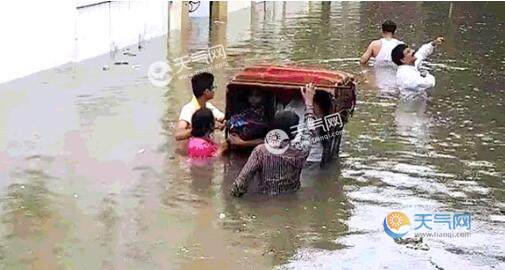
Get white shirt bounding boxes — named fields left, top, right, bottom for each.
left=375, top=38, right=403, bottom=62
left=179, top=96, right=225, bottom=124
left=373, top=61, right=399, bottom=95
left=396, top=42, right=436, bottom=98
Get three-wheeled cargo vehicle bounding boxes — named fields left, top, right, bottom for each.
left=225, top=65, right=356, bottom=167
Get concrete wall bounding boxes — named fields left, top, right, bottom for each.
left=0, top=0, right=169, bottom=84
left=228, top=1, right=251, bottom=13
left=0, top=0, right=254, bottom=84
left=77, top=1, right=168, bottom=61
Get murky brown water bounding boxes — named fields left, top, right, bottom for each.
left=0, top=2, right=504, bottom=269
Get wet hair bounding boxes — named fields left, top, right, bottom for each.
left=191, top=108, right=215, bottom=137
left=382, top=20, right=397, bottom=34
left=191, top=72, right=214, bottom=98
left=391, top=44, right=408, bottom=66
left=272, top=110, right=299, bottom=140
left=314, top=91, right=332, bottom=115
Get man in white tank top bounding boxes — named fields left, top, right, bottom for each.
left=360, top=20, right=403, bottom=65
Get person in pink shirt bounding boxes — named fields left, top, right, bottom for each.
left=188, top=108, right=227, bottom=158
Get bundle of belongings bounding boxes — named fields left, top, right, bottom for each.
left=226, top=106, right=270, bottom=141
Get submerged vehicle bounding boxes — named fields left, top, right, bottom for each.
left=225, top=65, right=356, bottom=167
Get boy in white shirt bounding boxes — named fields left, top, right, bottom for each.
left=391, top=36, right=444, bottom=99
left=175, top=72, right=225, bottom=141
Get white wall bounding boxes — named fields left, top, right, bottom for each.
left=0, top=0, right=168, bottom=84
left=0, top=1, right=77, bottom=84
left=228, top=1, right=251, bottom=13
left=0, top=0, right=256, bottom=84
left=77, top=1, right=168, bottom=61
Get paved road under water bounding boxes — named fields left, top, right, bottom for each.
left=0, top=2, right=504, bottom=269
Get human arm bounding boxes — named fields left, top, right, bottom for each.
left=207, top=103, right=225, bottom=130
left=230, top=146, right=262, bottom=197
left=215, top=120, right=225, bottom=130
left=360, top=44, right=373, bottom=65
left=414, top=37, right=444, bottom=70
left=207, top=102, right=225, bottom=122
left=360, top=41, right=376, bottom=65
left=176, top=105, right=193, bottom=141
left=292, top=83, right=317, bottom=152
left=175, top=120, right=192, bottom=141
left=217, top=141, right=229, bottom=156
left=227, top=133, right=263, bottom=148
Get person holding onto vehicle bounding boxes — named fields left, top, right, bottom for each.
left=230, top=83, right=317, bottom=197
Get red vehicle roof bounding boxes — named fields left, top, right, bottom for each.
left=228, top=65, right=354, bottom=91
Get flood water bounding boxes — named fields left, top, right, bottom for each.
left=0, top=2, right=504, bottom=269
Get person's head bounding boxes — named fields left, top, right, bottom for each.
left=272, top=111, right=299, bottom=140
left=382, top=20, right=397, bottom=35
left=313, top=91, right=332, bottom=118
left=191, top=72, right=215, bottom=100
left=247, top=89, right=264, bottom=107
left=191, top=108, right=215, bottom=138
left=391, top=44, right=416, bottom=66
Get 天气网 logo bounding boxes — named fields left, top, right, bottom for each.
left=383, top=211, right=411, bottom=239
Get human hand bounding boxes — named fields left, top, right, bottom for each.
left=230, top=183, right=244, bottom=197
left=230, top=180, right=247, bottom=197
left=215, top=120, right=225, bottom=130
left=432, top=36, right=444, bottom=46
left=300, top=83, right=316, bottom=106
left=218, top=141, right=229, bottom=155
left=227, top=133, right=245, bottom=146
